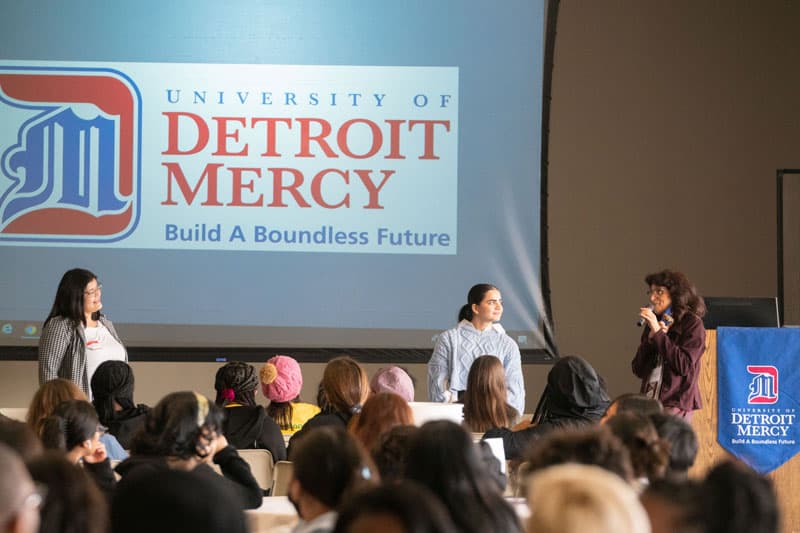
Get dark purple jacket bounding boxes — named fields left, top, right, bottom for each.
left=631, top=312, right=706, bottom=411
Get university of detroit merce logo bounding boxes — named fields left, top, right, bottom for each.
left=0, top=67, right=141, bottom=242
left=747, top=365, right=779, bottom=404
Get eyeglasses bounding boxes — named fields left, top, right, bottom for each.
left=84, top=283, right=103, bottom=296
left=647, top=288, right=668, bottom=297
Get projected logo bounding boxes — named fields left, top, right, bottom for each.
left=747, top=365, right=779, bottom=404
left=0, top=67, right=141, bottom=242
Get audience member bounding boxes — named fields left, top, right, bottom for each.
left=522, top=426, right=633, bottom=488
left=405, top=420, right=522, bottom=533
left=27, top=451, right=109, bottom=533
left=485, top=355, right=609, bottom=460
left=40, top=400, right=116, bottom=497
left=370, top=425, right=419, bottom=484
left=38, top=268, right=127, bottom=397
left=261, top=355, right=320, bottom=435
left=428, top=283, right=525, bottom=414
left=214, top=361, right=286, bottom=461
left=118, top=391, right=262, bottom=509
left=112, top=467, right=248, bottom=533
left=698, top=460, right=779, bottom=533
left=462, top=355, right=518, bottom=433
left=289, top=426, right=377, bottom=533
left=349, top=392, right=413, bottom=452
left=526, top=463, right=651, bottom=533
left=0, top=442, right=41, bottom=533
left=90, top=360, right=149, bottom=449
left=649, top=412, right=697, bottom=479
left=333, top=481, right=458, bottom=533
left=0, top=418, right=43, bottom=461
left=605, top=412, right=669, bottom=487
left=369, top=366, right=415, bottom=403
left=601, top=393, right=662, bottom=423
left=27, top=378, right=127, bottom=460
left=640, top=478, right=703, bottom=533
left=289, top=356, right=369, bottom=451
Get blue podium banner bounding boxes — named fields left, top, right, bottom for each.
left=717, top=327, right=800, bottom=474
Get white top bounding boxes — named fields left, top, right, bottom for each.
left=291, top=511, right=337, bottom=533
left=83, top=322, right=126, bottom=398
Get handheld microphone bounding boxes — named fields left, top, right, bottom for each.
left=636, top=304, right=654, bottom=327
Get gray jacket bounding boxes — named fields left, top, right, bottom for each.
left=38, top=315, right=127, bottom=396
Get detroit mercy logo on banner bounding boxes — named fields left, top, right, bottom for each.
left=718, top=327, right=800, bottom=474
left=0, top=61, right=459, bottom=254
left=747, top=365, right=779, bottom=404
left=0, top=66, right=141, bottom=242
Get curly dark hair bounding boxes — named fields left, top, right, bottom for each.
left=645, top=269, right=706, bottom=321
left=214, top=362, right=258, bottom=407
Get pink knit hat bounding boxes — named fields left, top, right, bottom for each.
left=370, top=366, right=415, bottom=403
left=260, top=355, right=303, bottom=403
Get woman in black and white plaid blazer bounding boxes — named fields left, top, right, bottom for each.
left=38, top=268, right=127, bottom=397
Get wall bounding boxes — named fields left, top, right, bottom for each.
left=2, top=1, right=799, bottom=410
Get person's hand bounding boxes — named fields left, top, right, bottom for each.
left=84, top=440, right=107, bottom=464
left=639, top=307, right=660, bottom=333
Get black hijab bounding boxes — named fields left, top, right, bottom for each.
left=532, top=355, right=610, bottom=425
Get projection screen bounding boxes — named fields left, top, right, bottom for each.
left=0, top=0, right=557, bottom=362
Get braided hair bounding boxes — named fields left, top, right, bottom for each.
left=214, top=362, right=259, bottom=406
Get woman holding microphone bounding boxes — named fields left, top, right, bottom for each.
left=632, top=269, right=706, bottom=421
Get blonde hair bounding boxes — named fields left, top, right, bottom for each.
left=527, top=463, right=651, bottom=533
left=27, top=378, right=88, bottom=436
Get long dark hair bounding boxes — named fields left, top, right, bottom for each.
left=28, top=452, right=109, bottom=533
left=405, top=421, right=522, bottom=533
left=458, top=283, right=498, bottom=322
left=40, top=400, right=99, bottom=452
left=645, top=269, right=706, bottom=321
left=91, top=360, right=136, bottom=426
left=44, top=268, right=99, bottom=327
left=131, top=391, right=224, bottom=460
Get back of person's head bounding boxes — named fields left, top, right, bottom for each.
left=640, top=478, right=703, bottom=533
left=39, top=400, right=100, bottom=452
left=606, top=412, right=670, bottom=482
left=648, top=412, right=697, bottom=478
left=131, top=391, right=224, bottom=459
left=112, top=467, right=247, bottom=533
left=463, top=355, right=514, bottom=432
left=0, top=442, right=40, bottom=533
left=405, top=420, right=522, bottom=533
left=214, top=361, right=259, bottom=407
left=27, top=451, right=108, bottom=533
left=0, top=418, right=43, bottom=461
left=333, top=481, right=458, bottom=533
left=289, top=426, right=376, bottom=511
left=27, top=378, right=87, bottom=436
left=91, top=360, right=137, bottom=425
left=602, top=393, right=662, bottom=423
left=699, top=460, right=779, bottom=533
left=534, top=355, right=610, bottom=425
left=526, top=463, right=651, bottom=533
left=369, top=366, right=415, bottom=403
left=350, top=392, right=413, bottom=452
left=523, top=426, right=634, bottom=484
left=322, top=356, right=369, bottom=416
left=260, top=355, right=303, bottom=403
left=370, top=424, right=419, bottom=484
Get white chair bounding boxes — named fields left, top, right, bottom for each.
left=408, top=402, right=464, bottom=426
left=270, top=461, right=293, bottom=497
left=238, top=449, right=275, bottom=492
left=0, top=407, right=28, bottom=422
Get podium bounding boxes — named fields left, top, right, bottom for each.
left=690, top=330, right=799, bottom=532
